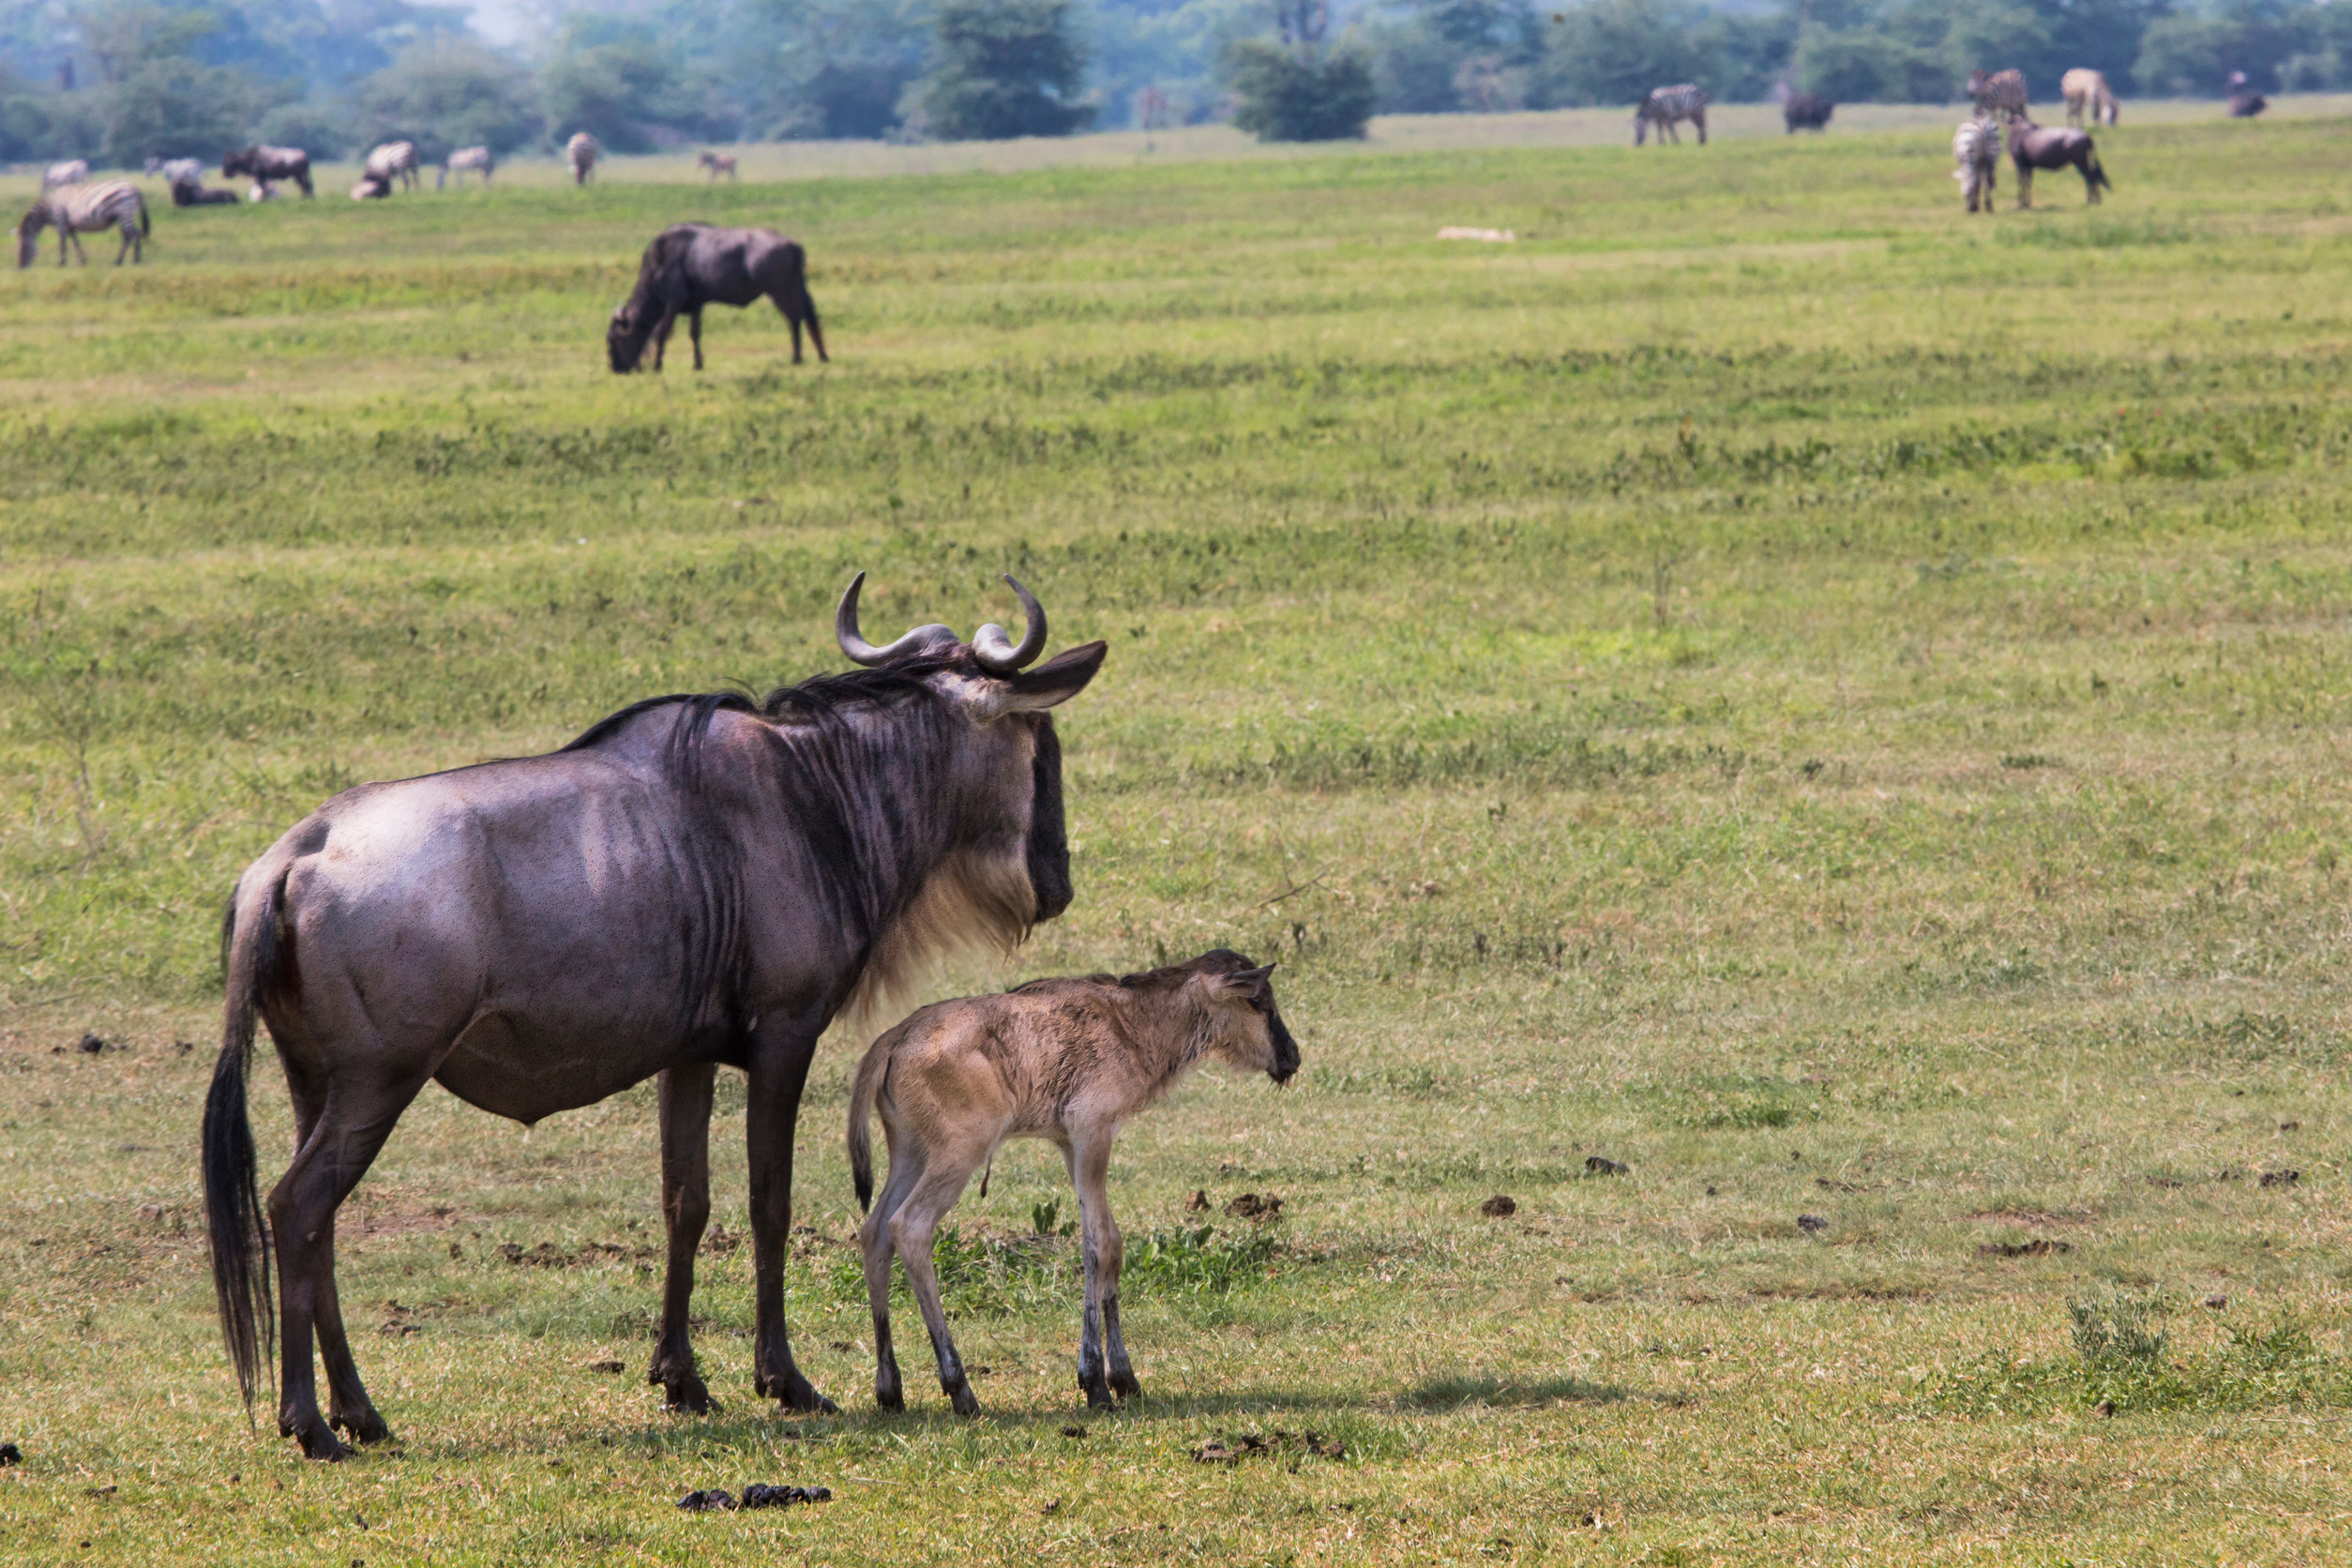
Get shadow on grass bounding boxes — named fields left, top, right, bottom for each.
left=1400, top=1373, right=1632, bottom=1410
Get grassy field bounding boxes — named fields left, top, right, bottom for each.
left=3, top=112, right=2351, bottom=1563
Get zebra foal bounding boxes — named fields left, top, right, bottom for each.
left=16, top=180, right=149, bottom=268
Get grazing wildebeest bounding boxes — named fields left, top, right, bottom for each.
left=438, top=146, right=493, bottom=189
left=1968, top=68, right=2028, bottom=121
left=203, top=573, right=1107, bottom=1458
left=1783, top=93, right=1833, bottom=133
left=222, top=144, right=313, bottom=197
left=2225, top=73, right=2268, bottom=118
left=607, top=224, right=828, bottom=372
left=850, top=951, right=1298, bottom=1416
left=362, top=141, right=420, bottom=193
left=1635, top=83, right=1708, bottom=144
left=699, top=150, right=738, bottom=181
left=1952, top=118, right=2000, bottom=213
left=2061, top=68, right=2118, bottom=127
left=16, top=180, right=149, bottom=267
left=2007, top=117, right=2109, bottom=208
left=567, top=131, right=599, bottom=185
left=42, top=159, right=89, bottom=191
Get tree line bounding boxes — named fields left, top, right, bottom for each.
left=4, top=0, right=2345, bottom=167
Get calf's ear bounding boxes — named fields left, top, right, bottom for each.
left=980, top=641, right=1107, bottom=716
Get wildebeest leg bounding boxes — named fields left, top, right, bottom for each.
left=269, top=1078, right=420, bottom=1459
left=283, top=1071, right=393, bottom=1445
left=650, top=310, right=676, bottom=372
left=745, top=1022, right=836, bottom=1413
left=858, top=1135, right=927, bottom=1411
left=1694, top=111, right=1706, bottom=146
left=2080, top=152, right=2102, bottom=204
left=649, top=1062, right=718, bottom=1413
left=887, top=1161, right=983, bottom=1416
left=688, top=307, right=703, bottom=370
left=2015, top=163, right=2032, bottom=211
left=1067, top=1134, right=1135, bottom=1405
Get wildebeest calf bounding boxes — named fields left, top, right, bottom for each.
left=848, top=950, right=1300, bottom=1415
left=608, top=223, right=827, bottom=371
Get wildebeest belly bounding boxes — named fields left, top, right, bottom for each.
left=434, top=1011, right=734, bottom=1123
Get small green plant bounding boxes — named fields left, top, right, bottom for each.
left=2070, top=1288, right=2171, bottom=1365
left=1031, top=1199, right=1077, bottom=1238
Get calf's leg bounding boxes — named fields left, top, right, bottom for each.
left=888, top=1159, right=986, bottom=1416
left=649, top=1062, right=718, bottom=1412
left=1068, top=1133, right=1138, bottom=1404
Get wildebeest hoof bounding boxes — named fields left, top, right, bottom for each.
left=662, top=1377, right=717, bottom=1414
left=331, top=1409, right=393, bottom=1445
left=1080, top=1378, right=1116, bottom=1410
left=1108, top=1370, right=1142, bottom=1402
left=288, top=1421, right=349, bottom=1461
left=875, top=1381, right=905, bottom=1412
left=773, top=1377, right=838, bottom=1416
left=947, top=1383, right=981, bottom=1418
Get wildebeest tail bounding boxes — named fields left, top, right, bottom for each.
left=847, top=1031, right=893, bottom=1213
left=204, top=868, right=283, bottom=1410
left=2090, top=152, right=2112, bottom=191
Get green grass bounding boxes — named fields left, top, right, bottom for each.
left=4, top=114, right=2351, bottom=1563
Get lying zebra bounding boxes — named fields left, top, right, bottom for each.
left=16, top=180, right=149, bottom=267
left=1635, top=84, right=1708, bottom=145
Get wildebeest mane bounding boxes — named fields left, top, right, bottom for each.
left=558, top=652, right=1025, bottom=1038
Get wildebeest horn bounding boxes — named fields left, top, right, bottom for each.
left=836, top=570, right=957, bottom=666
left=971, top=576, right=1047, bottom=674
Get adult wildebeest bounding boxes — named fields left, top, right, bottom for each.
left=1952, top=118, right=1999, bottom=214
left=1968, top=68, right=2028, bottom=121
left=2007, top=117, right=2109, bottom=208
left=699, top=150, right=738, bottom=181
left=608, top=224, right=828, bottom=372
left=567, top=131, right=599, bottom=185
left=16, top=180, right=149, bottom=267
left=2225, top=73, right=2268, bottom=118
left=851, top=951, right=1298, bottom=1416
left=173, top=180, right=240, bottom=207
left=1783, top=93, right=1833, bottom=132
left=363, top=141, right=420, bottom=193
left=2062, top=68, right=2118, bottom=127
left=1635, top=84, right=1707, bottom=144
left=204, top=574, right=1107, bottom=1459
left=223, top=144, right=313, bottom=197
left=438, top=146, right=493, bottom=189
left=42, top=159, right=89, bottom=191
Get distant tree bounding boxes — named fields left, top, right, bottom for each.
left=1532, top=0, right=1728, bottom=107
left=1226, top=38, right=1375, bottom=139
left=736, top=0, right=933, bottom=139
left=918, top=0, right=1094, bottom=141
left=356, top=38, right=539, bottom=160
left=540, top=23, right=719, bottom=152
left=254, top=97, right=354, bottom=158
left=1791, top=28, right=1947, bottom=102
left=2137, top=3, right=2316, bottom=96
left=74, top=5, right=278, bottom=164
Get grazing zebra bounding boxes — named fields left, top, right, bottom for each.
left=363, top=141, right=421, bottom=192
left=567, top=132, right=599, bottom=186
left=1968, top=68, right=2028, bottom=121
left=2061, top=68, right=2118, bottom=127
left=1635, top=84, right=1708, bottom=145
left=222, top=144, right=314, bottom=197
left=437, top=146, right=493, bottom=189
left=43, top=159, right=89, bottom=191
left=16, top=180, right=149, bottom=268
left=1952, top=118, right=1999, bottom=214
left=698, top=150, right=738, bottom=181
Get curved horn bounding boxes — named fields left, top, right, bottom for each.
left=971, top=575, right=1047, bottom=674
left=836, top=571, right=957, bottom=666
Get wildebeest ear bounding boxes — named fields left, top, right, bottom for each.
left=980, top=640, right=1106, bottom=715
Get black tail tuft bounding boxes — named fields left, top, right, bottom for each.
left=204, top=876, right=280, bottom=1410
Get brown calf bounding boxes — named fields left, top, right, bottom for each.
left=848, top=950, right=1300, bottom=1414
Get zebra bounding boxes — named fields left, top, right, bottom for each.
left=16, top=179, right=149, bottom=268
left=1952, top=118, right=1999, bottom=214
left=363, top=141, right=421, bottom=193
left=42, top=159, right=90, bottom=191
left=438, top=146, right=494, bottom=189
left=567, top=132, right=599, bottom=186
left=1635, top=84, right=1708, bottom=145
left=156, top=158, right=204, bottom=189
left=2061, top=68, right=2118, bottom=128
left=699, top=150, right=738, bottom=182
left=1968, top=68, right=2028, bottom=121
